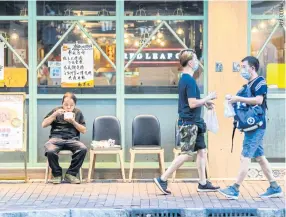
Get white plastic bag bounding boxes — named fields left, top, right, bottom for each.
left=224, top=100, right=235, bottom=118
left=204, top=109, right=219, bottom=134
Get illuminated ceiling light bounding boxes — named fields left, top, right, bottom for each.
left=124, top=38, right=129, bottom=44
left=251, top=26, right=258, bottom=33
left=176, top=27, right=184, bottom=35
left=124, top=33, right=129, bottom=39
left=269, top=18, right=277, bottom=26
left=152, top=36, right=156, bottom=41
left=160, top=41, right=165, bottom=47
left=259, top=21, right=266, bottom=29
left=80, top=20, right=85, bottom=24
left=124, top=24, right=128, bottom=29
left=157, top=32, right=163, bottom=39
left=156, top=38, right=162, bottom=43
left=134, top=41, right=139, bottom=47
left=11, top=31, right=19, bottom=40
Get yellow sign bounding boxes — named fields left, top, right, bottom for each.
left=0, top=68, right=27, bottom=87
left=266, top=63, right=285, bottom=88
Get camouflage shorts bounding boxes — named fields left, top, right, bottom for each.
left=177, top=124, right=198, bottom=155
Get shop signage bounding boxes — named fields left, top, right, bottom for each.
left=0, top=94, right=24, bottom=150
left=61, top=43, right=94, bottom=88
left=0, top=43, right=4, bottom=80
left=125, top=48, right=181, bottom=64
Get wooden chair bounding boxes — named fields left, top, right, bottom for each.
left=45, top=150, right=83, bottom=183
left=87, top=116, right=126, bottom=182
left=129, top=115, right=165, bottom=182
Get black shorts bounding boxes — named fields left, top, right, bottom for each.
left=194, top=133, right=206, bottom=152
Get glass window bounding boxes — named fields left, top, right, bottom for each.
left=0, top=21, right=29, bottom=93
left=37, top=1, right=116, bottom=16
left=0, top=1, right=28, bottom=16
left=124, top=1, right=204, bottom=16
left=37, top=21, right=116, bottom=94
left=251, top=1, right=285, bottom=15
left=251, top=19, right=285, bottom=91
left=124, top=20, right=204, bottom=94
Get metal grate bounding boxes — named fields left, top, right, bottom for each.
left=129, top=209, right=183, bottom=217
left=206, top=209, right=257, bottom=217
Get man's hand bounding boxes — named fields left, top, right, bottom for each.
left=228, top=95, right=240, bottom=104
left=205, top=101, right=215, bottom=110
left=51, top=109, right=65, bottom=119
left=205, top=92, right=217, bottom=101
left=64, top=116, right=76, bottom=124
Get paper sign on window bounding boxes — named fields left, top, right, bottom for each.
left=61, top=43, right=94, bottom=88
left=0, top=94, right=24, bottom=150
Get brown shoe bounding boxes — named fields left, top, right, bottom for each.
left=64, top=174, right=81, bottom=184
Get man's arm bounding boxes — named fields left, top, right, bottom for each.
left=229, top=95, right=263, bottom=106
left=188, top=92, right=217, bottom=109
left=42, top=108, right=65, bottom=128
left=42, top=115, right=56, bottom=128
left=64, top=112, right=87, bottom=134
left=72, top=121, right=87, bottom=134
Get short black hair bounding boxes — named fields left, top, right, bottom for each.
left=62, top=92, right=77, bottom=104
left=241, top=56, right=259, bottom=72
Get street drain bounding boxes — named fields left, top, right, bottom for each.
left=130, top=209, right=183, bottom=217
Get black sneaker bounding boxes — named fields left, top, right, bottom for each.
left=197, top=181, right=220, bottom=192
left=154, top=177, right=171, bottom=195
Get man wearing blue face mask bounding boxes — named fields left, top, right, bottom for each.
left=153, top=49, right=220, bottom=195
left=218, top=56, right=282, bottom=200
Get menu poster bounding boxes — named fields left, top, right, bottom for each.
left=0, top=94, right=24, bottom=150
left=0, top=43, right=4, bottom=80
left=61, top=43, right=94, bottom=88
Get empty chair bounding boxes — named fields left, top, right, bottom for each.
left=129, top=115, right=165, bottom=182
left=87, top=116, right=125, bottom=182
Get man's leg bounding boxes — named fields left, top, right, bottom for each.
left=44, top=138, right=63, bottom=178
left=154, top=154, right=191, bottom=194
left=219, top=129, right=264, bottom=199
left=256, top=156, right=275, bottom=182
left=196, top=149, right=207, bottom=185
left=161, top=154, right=192, bottom=181
left=236, top=156, right=251, bottom=185
left=195, top=134, right=219, bottom=192
left=256, top=155, right=282, bottom=198
left=65, top=140, right=87, bottom=177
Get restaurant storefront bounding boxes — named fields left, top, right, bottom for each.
left=0, top=0, right=284, bottom=179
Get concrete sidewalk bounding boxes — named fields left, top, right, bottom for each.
left=0, top=180, right=284, bottom=212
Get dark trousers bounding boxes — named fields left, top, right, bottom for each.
left=44, top=138, right=87, bottom=177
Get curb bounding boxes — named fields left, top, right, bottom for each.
left=0, top=208, right=284, bottom=217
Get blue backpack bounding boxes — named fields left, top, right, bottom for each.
left=231, top=83, right=266, bottom=152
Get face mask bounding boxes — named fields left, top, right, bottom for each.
left=192, top=60, right=199, bottom=72
left=240, top=67, right=251, bottom=80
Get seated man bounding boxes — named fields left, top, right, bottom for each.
left=42, top=92, right=87, bottom=184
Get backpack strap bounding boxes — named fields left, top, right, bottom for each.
left=249, top=78, right=268, bottom=110
left=231, top=123, right=236, bottom=153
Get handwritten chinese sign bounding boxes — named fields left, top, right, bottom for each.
left=0, top=43, right=4, bottom=80
left=0, top=94, right=24, bottom=150
left=61, top=43, right=94, bottom=88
